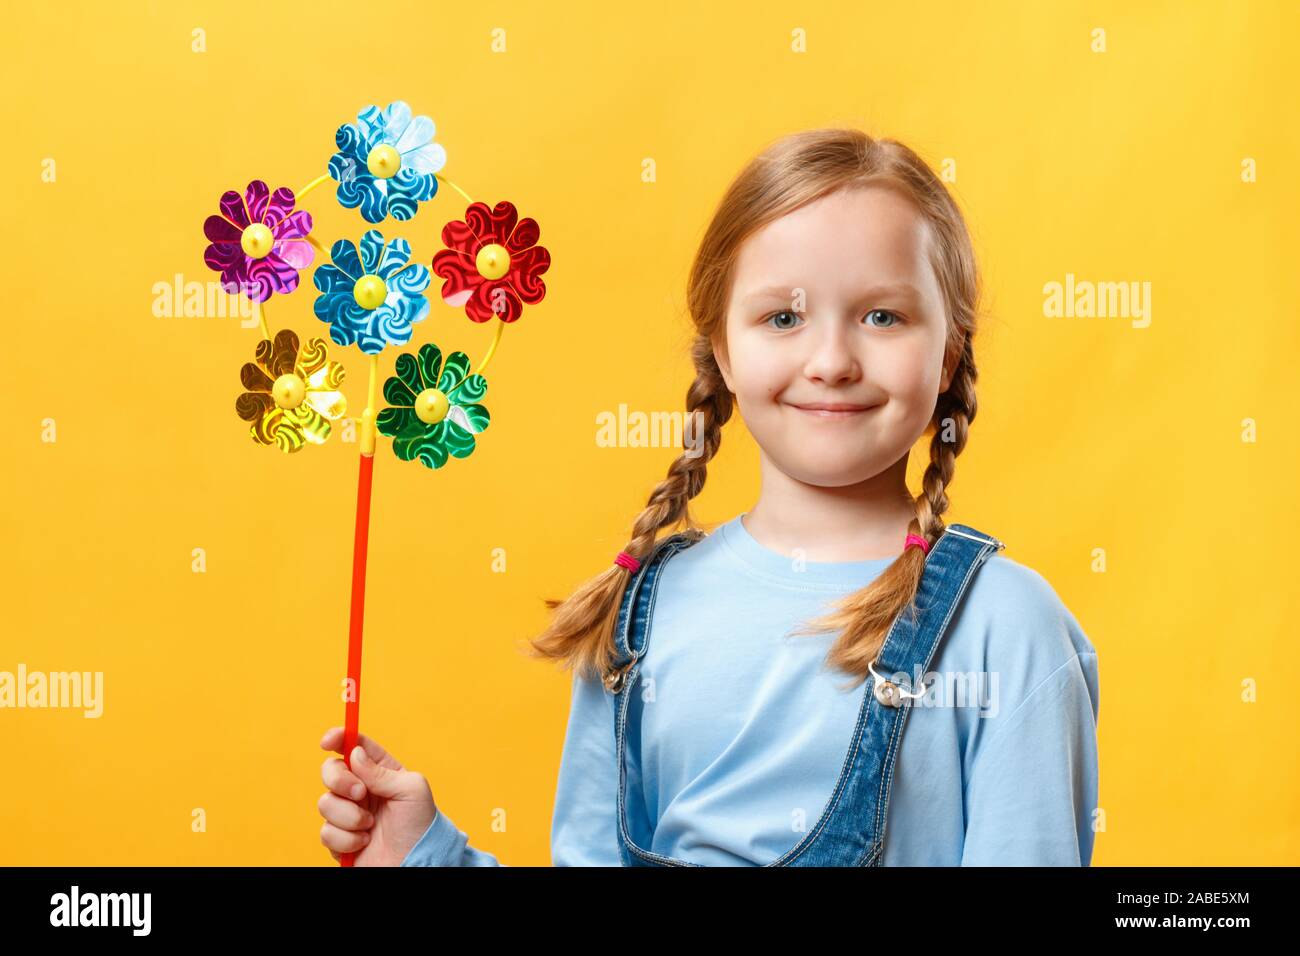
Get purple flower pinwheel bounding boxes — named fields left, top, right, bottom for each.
left=203, top=180, right=314, bottom=302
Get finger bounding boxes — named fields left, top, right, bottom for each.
left=320, top=822, right=371, bottom=854
left=349, top=745, right=414, bottom=800
left=320, top=728, right=403, bottom=771
left=322, top=756, right=367, bottom=801
left=317, top=791, right=375, bottom=831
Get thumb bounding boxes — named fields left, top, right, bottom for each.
left=349, top=745, right=410, bottom=799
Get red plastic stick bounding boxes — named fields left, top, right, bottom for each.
left=340, top=450, right=375, bottom=867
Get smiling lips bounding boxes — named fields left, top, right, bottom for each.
left=788, top=401, right=879, bottom=419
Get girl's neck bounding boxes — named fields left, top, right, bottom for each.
left=743, top=453, right=917, bottom=563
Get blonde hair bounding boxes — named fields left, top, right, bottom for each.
left=527, top=127, right=983, bottom=690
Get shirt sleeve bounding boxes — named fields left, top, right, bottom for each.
left=550, top=668, right=624, bottom=865
left=401, top=667, right=623, bottom=867
left=399, top=807, right=505, bottom=867
left=959, top=650, right=1100, bottom=866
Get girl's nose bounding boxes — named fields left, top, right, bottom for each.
left=801, top=318, right=861, bottom=385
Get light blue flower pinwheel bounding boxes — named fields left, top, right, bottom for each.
left=313, top=230, right=431, bottom=354
left=328, top=101, right=446, bottom=223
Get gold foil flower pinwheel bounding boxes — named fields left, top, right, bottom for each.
left=235, top=329, right=347, bottom=452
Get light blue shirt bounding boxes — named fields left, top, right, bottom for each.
left=402, top=513, right=1100, bottom=867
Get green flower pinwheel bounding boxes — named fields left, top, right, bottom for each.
left=377, top=342, right=489, bottom=468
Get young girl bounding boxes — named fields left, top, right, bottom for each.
left=316, top=128, right=1100, bottom=867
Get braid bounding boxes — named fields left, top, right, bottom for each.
left=914, top=337, right=978, bottom=543
left=621, top=338, right=733, bottom=559
left=525, top=336, right=732, bottom=685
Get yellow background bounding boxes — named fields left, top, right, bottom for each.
left=1, top=0, right=1296, bottom=865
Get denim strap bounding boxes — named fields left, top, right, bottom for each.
left=609, top=531, right=703, bottom=675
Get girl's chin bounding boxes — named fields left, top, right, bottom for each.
left=771, top=456, right=893, bottom=488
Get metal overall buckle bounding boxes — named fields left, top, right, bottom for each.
left=868, top=657, right=927, bottom=708
left=603, top=657, right=636, bottom=694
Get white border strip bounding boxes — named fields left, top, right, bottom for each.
left=943, top=526, right=1005, bottom=551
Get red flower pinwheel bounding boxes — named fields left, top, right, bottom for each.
left=430, top=200, right=550, bottom=323
left=203, top=180, right=314, bottom=302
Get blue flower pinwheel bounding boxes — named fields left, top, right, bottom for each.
left=328, top=100, right=446, bottom=223
left=313, top=229, right=431, bottom=354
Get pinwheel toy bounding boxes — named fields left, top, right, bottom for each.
left=201, top=100, right=551, bottom=866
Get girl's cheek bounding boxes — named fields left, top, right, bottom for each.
left=870, top=343, right=940, bottom=396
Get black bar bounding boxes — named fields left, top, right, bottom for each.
left=0, top=866, right=1286, bottom=939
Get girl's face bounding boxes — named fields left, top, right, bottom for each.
left=712, top=184, right=955, bottom=488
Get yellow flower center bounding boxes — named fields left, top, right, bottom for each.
left=367, top=144, right=401, bottom=179
left=240, top=223, right=274, bottom=259
left=476, top=243, right=511, bottom=280
left=414, top=388, right=449, bottom=424
left=352, top=274, right=387, bottom=310
left=271, top=373, right=306, bottom=409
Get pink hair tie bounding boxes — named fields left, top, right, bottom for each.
left=614, top=551, right=641, bottom=572
left=904, top=533, right=931, bottom=555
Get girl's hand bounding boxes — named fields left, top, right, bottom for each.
left=318, top=727, right=437, bottom=866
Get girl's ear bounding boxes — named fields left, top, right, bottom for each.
left=712, top=332, right=735, bottom=393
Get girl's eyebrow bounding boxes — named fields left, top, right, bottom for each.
left=740, top=285, right=801, bottom=303
left=740, top=282, right=922, bottom=304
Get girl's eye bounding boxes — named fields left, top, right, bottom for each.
left=764, top=309, right=902, bottom=330
left=864, top=309, right=902, bottom=328
left=764, top=310, right=802, bottom=330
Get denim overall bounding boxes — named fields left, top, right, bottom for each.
left=604, top=522, right=1005, bottom=866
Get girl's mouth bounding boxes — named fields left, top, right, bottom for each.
left=787, top=402, right=879, bottom=419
